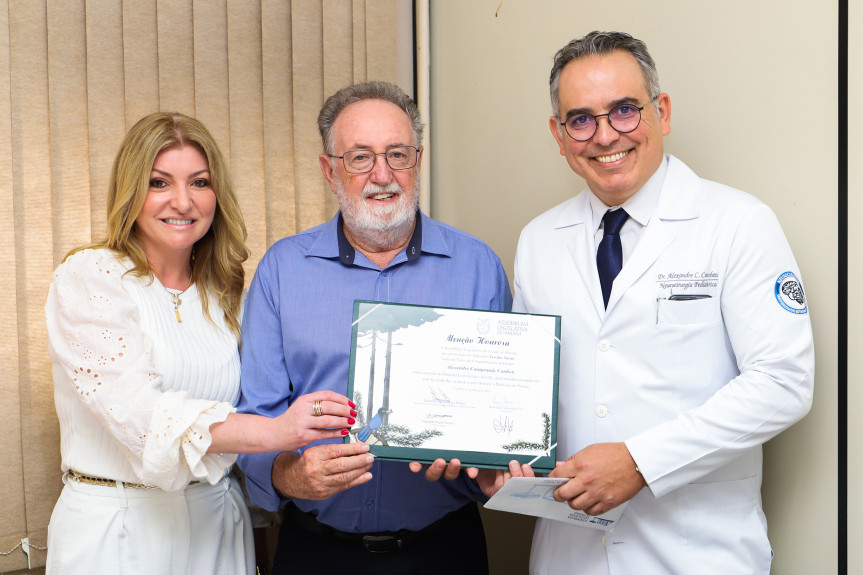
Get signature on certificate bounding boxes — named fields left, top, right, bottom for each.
left=493, top=414, right=514, bottom=434
left=428, top=386, right=452, bottom=404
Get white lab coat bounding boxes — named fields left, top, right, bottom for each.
left=512, top=155, right=814, bottom=575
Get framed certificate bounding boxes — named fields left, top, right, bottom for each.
left=345, top=300, right=560, bottom=473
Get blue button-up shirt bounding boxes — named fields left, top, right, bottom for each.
left=237, top=211, right=512, bottom=532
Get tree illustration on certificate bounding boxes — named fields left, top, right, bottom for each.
left=350, top=303, right=444, bottom=447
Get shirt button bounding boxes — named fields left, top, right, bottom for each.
left=596, top=405, right=608, bottom=418
left=366, top=499, right=374, bottom=507
left=598, top=340, right=610, bottom=352
left=381, top=271, right=388, bottom=277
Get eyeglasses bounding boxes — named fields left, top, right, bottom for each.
left=329, top=146, right=419, bottom=174
left=560, top=97, right=658, bottom=142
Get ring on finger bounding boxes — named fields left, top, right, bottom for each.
left=313, top=399, right=323, bottom=417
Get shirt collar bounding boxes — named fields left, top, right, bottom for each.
left=335, top=210, right=424, bottom=266
left=589, top=155, right=668, bottom=232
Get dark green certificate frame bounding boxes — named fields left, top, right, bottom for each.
left=345, top=300, right=560, bottom=474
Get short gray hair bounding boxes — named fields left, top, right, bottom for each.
left=317, top=81, right=424, bottom=155
left=549, top=31, right=661, bottom=119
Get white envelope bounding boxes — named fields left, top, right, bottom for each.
left=484, top=477, right=627, bottom=532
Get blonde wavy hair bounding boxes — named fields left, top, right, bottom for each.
left=69, top=112, right=249, bottom=339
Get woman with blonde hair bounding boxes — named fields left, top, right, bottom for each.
left=45, top=112, right=357, bottom=574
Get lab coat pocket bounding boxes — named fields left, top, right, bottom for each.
left=657, top=297, right=719, bottom=325
left=679, top=476, right=771, bottom=572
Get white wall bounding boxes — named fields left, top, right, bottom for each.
left=429, top=2, right=838, bottom=573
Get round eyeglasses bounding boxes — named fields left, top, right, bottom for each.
left=560, top=97, right=657, bottom=142
left=329, top=146, right=419, bottom=174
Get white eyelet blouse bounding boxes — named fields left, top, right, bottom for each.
left=45, top=248, right=240, bottom=491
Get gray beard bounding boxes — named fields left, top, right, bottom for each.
left=335, top=180, right=418, bottom=251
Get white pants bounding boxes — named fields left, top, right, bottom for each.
left=46, top=473, right=254, bottom=575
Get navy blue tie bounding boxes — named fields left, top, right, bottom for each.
left=597, top=209, right=629, bottom=308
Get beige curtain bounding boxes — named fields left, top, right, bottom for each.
left=0, top=1, right=400, bottom=571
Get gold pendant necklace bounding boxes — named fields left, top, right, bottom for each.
left=169, top=291, right=184, bottom=322
left=163, top=273, right=193, bottom=323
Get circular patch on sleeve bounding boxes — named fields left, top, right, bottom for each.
left=775, top=271, right=807, bottom=314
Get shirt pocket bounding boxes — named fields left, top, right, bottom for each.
left=657, top=297, right=719, bottom=325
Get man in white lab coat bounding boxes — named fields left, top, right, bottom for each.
left=512, top=31, right=815, bottom=574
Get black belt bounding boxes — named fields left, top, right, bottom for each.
left=283, top=502, right=474, bottom=554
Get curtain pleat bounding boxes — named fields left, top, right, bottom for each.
left=366, top=0, right=397, bottom=81
left=227, top=1, right=267, bottom=266
left=291, top=0, right=326, bottom=232
left=0, top=1, right=401, bottom=570
left=261, top=0, right=296, bottom=245
left=321, top=0, right=352, bottom=216
left=156, top=0, right=196, bottom=115
left=193, top=1, right=231, bottom=158
left=85, top=0, right=126, bottom=242
left=8, top=1, right=56, bottom=571
left=122, top=0, right=160, bottom=125
left=48, top=0, right=92, bottom=258
left=352, top=0, right=366, bottom=80
left=0, top=1, right=27, bottom=569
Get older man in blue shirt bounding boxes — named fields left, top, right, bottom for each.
left=237, top=81, right=512, bottom=574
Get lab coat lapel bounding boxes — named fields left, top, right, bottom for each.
left=560, top=193, right=606, bottom=319
left=606, top=219, right=674, bottom=311
left=606, top=156, right=703, bottom=312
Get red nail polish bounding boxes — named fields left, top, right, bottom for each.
left=348, top=418, right=356, bottom=425
left=341, top=429, right=349, bottom=436
left=350, top=410, right=357, bottom=417
left=349, top=400, right=356, bottom=409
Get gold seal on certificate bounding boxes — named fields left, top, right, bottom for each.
left=346, top=300, right=560, bottom=473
